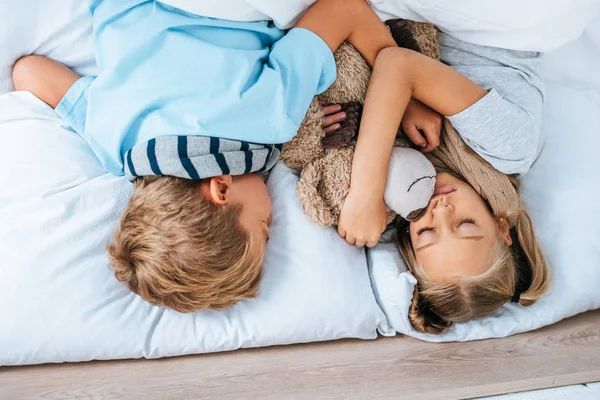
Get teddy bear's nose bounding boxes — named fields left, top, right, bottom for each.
left=406, top=208, right=426, bottom=221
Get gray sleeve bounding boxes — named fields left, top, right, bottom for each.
left=440, top=33, right=545, bottom=175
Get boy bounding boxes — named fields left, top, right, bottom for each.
left=12, top=0, right=398, bottom=312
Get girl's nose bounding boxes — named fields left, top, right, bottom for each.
left=433, top=197, right=452, bottom=212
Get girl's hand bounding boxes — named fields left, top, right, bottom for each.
left=402, top=99, right=442, bottom=153
left=338, top=189, right=387, bottom=248
left=321, top=102, right=347, bottom=133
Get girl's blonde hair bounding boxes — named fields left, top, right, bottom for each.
left=396, top=176, right=551, bottom=334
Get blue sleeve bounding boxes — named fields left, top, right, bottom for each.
left=264, top=28, right=337, bottom=132
left=55, top=76, right=96, bottom=136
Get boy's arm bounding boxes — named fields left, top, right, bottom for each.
left=338, top=48, right=487, bottom=248
left=294, top=0, right=396, bottom=67
left=12, top=56, right=80, bottom=109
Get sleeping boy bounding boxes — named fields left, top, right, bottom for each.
left=12, top=0, right=405, bottom=312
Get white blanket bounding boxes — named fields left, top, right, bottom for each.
left=159, top=0, right=600, bottom=51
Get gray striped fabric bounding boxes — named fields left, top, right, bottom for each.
left=124, top=136, right=280, bottom=181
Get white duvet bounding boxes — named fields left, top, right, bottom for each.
left=161, top=0, right=600, bottom=51
left=0, top=0, right=599, bottom=366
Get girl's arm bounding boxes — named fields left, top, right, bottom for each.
left=295, top=0, right=396, bottom=67
left=338, top=48, right=487, bottom=248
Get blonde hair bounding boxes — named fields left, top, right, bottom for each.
left=107, top=176, right=265, bottom=313
left=396, top=176, right=551, bottom=334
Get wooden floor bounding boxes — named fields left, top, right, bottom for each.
left=1, top=311, right=599, bottom=400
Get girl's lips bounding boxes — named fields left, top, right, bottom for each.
left=432, top=185, right=456, bottom=199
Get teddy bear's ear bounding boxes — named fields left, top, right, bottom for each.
left=280, top=98, right=325, bottom=170
left=297, top=158, right=338, bottom=227
left=385, top=19, right=422, bottom=53
left=385, top=19, right=440, bottom=60
left=406, top=21, right=440, bottom=60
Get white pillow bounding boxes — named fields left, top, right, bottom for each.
left=371, top=0, right=600, bottom=52
left=0, top=92, right=385, bottom=366
left=0, top=0, right=96, bottom=95
left=369, top=22, right=600, bottom=341
left=543, top=13, right=600, bottom=92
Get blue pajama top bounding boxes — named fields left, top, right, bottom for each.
left=56, top=0, right=336, bottom=176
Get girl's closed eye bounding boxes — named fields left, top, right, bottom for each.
left=457, top=218, right=479, bottom=235
left=417, top=226, right=436, bottom=236
left=417, top=219, right=476, bottom=236
left=458, top=218, right=476, bottom=227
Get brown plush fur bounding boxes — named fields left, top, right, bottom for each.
left=280, top=21, right=440, bottom=227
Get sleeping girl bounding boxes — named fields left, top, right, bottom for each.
left=326, top=20, right=551, bottom=333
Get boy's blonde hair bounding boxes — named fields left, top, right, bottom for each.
left=396, top=177, right=551, bottom=334
left=107, top=176, right=264, bottom=313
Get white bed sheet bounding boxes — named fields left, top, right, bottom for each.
left=369, top=15, right=600, bottom=341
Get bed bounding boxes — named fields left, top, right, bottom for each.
left=0, top=0, right=599, bottom=398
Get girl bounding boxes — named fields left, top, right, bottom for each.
left=328, top=23, right=551, bottom=333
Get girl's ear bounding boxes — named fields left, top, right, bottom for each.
left=201, top=176, right=233, bottom=206
left=497, top=217, right=513, bottom=246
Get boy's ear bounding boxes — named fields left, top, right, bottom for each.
left=201, top=175, right=233, bottom=205
left=497, top=217, right=513, bottom=246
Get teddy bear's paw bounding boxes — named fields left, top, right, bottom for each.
left=322, top=101, right=362, bottom=150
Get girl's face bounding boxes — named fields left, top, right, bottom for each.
left=408, top=172, right=512, bottom=283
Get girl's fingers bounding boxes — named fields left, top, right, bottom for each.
left=345, top=233, right=356, bottom=246
left=366, top=239, right=378, bottom=248
left=324, top=123, right=341, bottom=133
left=355, top=239, right=367, bottom=248
left=323, top=111, right=346, bottom=127
left=323, top=104, right=342, bottom=115
left=403, top=124, right=428, bottom=148
left=421, top=125, right=441, bottom=153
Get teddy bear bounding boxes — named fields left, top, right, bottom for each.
left=279, top=20, right=441, bottom=227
